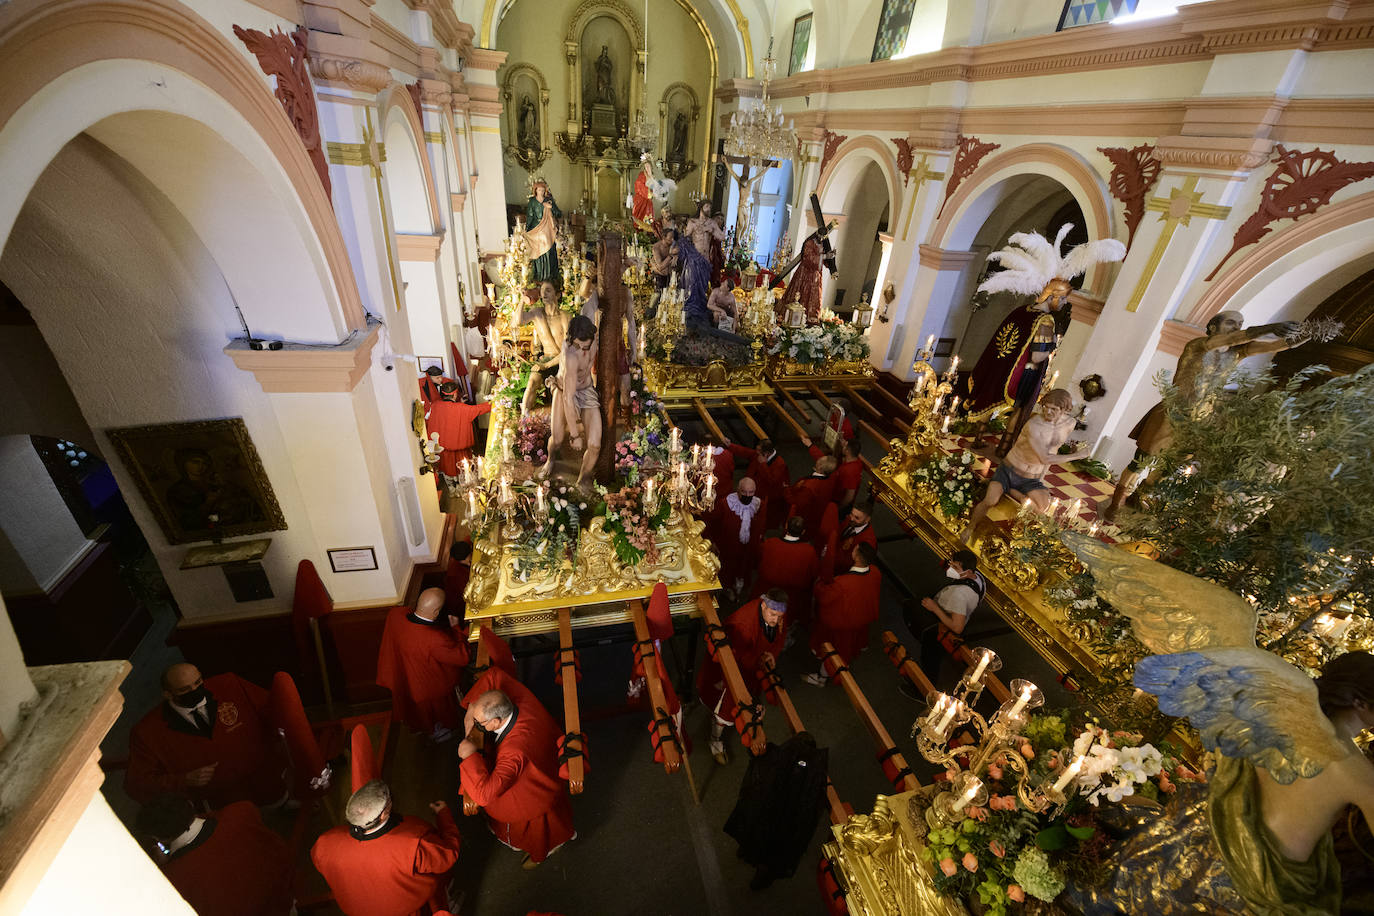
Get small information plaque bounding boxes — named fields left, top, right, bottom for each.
left=327, top=546, right=378, bottom=573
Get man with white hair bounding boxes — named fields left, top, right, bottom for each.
left=310, top=780, right=461, bottom=916
left=696, top=589, right=788, bottom=765
left=458, top=669, right=575, bottom=869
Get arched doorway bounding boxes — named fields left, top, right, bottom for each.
left=817, top=141, right=900, bottom=317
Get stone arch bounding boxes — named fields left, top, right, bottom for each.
left=0, top=0, right=366, bottom=334
left=816, top=135, right=902, bottom=221
left=377, top=83, right=443, bottom=234
left=930, top=142, right=1116, bottom=292
left=1183, top=191, right=1374, bottom=329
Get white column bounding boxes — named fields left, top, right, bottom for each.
left=0, top=593, right=36, bottom=743
left=0, top=438, right=90, bottom=594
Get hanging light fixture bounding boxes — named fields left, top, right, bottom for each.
left=628, top=0, right=659, bottom=153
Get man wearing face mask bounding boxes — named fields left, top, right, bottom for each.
left=906, top=549, right=987, bottom=690
left=708, top=477, right=765, bottom=598
left=126, top=662, right=287, bottom=809
left=831, top=502, right=878, bottom=578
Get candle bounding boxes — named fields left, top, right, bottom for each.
left=675, top=461, right=688, bottom=488
left=467, top=489, right=479, bottom=518
left=952, top=777, right=983, bottom=813
left=932, top=395, right=944, bottom=415
left=1052, top=756, right=1084, bottom=793
left=691, top=444, right=701, bottom=468
left=700, top=444, right=714, bottom=470
left=1007, top=684, right=1034, bottom=720
left=1087, top=520, right=1100, bottom=537
left=499, top=473, right=512, bottom=505
left=948, top=396, right=960, bottom=415
left=969, top=650, right=990, bottom=686
left=925, top=334, right=935, bottom=353
left=932, top=695, right=959, bottom=735
left=535, top=483, right=547, bottom=514
left=1046, top=496, right=1061, bottom=518
left=476, top=456, right=486, bottom=478
left=949, top=355, right=960, bottom=375
left=1067, top=498, right=1083, bottom=522
left=941, top=415, right=951, bottom=433
left=502, top=430, right=513, bottom=462
left=669, top=427, right=682, bottom=454
left=644, top=477, right=656, bottom=505
left=462, top=458, right=474, bottom=485
left=703, top=475, right=716, bottom=503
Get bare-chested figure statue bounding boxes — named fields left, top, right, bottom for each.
left=960, top=389, right=1088, bottom=544
left=518, top=281, right=571, bottom=417
left=685, top=200, right=726, bottom=260
left=1102, top=311, right=1304, bottom=521
left=542, top=315, right=600, bottom=488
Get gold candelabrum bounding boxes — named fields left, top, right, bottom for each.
left=879, top=345, right=962, bottom=476
left=739, top=284, right=779, bottom=362
left=658, top=428, right=718, bottom=514
left=655, top=274, right=687, bottom=361
left=912, top=648, right=1088, bottom=829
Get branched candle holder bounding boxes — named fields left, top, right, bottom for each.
left=912, top=649, right=1086, bottom=828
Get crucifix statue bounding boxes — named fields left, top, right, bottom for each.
left=716, top=153, right=780, bottom=250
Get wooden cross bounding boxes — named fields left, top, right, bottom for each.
left=719, top=153, right=780, bottom=238
left=899, top=154, right=946, bottom=241
left=1125, top=175, right=1231, bottom=312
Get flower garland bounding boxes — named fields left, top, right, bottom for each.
left=922, top=710, right=1203, bottom=915
left=768, top=317, right=870, bottom=365
left=613, top=415, right=670, bottom=486
left=909, top=451, right=979, bottom=520
left=597, top=483, right=672, bottom=566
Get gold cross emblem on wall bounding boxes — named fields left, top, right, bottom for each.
left=1125, top=175, right=1231, bottom=312
left=900, top=154, right=946, bottom=241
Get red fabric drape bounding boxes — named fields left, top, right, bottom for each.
left=270, top=672, right=330, bottom=799
left=350, top=724, right=378, bottom=793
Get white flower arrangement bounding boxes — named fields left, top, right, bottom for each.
left=909, top=450, right=978, bottom=520
left=1066, top=725, right=1166, bottom=806
left=768, top=319, right=871, bottom=365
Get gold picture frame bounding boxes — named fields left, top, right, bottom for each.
left=106, top=418, right=287, bottom=545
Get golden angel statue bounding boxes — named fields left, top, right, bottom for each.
left=1062, top=531, right=1374, bottom=915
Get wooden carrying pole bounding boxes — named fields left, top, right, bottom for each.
left=556, top=608, right=586, bottom=794
left=759, top=657, right=850, bottom=824
left=821, top=640, right=921, bottom=793
left=627, top=599, right=682, bottom=775
left=694, top=593, right=767, bottom=755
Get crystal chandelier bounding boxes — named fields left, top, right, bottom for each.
left=723, top=40, right=796, bottom=165
left=628, top=0, right=659, bottom=153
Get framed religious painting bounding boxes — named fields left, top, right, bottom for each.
left=871, top=0, right=916, bottom=62
left=789, top=13, right=813, bottom=75
left=106, top=418, right=287, bottom=545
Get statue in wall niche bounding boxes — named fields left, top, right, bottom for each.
left=518, top=95, right=539, bottom=150
left=523, top=177, right=562, bottom=291
left=669, top=111, right=689, bottom=161
left=593, top=45, right=616, bottom=107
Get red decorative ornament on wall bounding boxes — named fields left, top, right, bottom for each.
left=819, top=130, right=848, bottom=177
left=1205, top=144, right=1374, bottom=281
left=893, top=137, right=915, bottom=185
left=1098, top=143, right=1161, bottom=250
left=406, top=81, right=424, bottom=119
left=938, top=134, right=1000, bottom=217
left=233, top=25, right=331, bottom=201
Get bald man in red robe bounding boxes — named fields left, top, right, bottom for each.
left=458, top=668, right=574, bottom=868
left=751, top=516, right=819, bottom=626
left=806, top=541, right=882, bottom=686
left=126, top=663, right=286, bottom=809
left=708, top=477, right=765, bottom=596
left=726, top=437, right=791, bottom=530
left=697, top=590, right=788, bottom=765
left=804, top=436, right=864, bottom=511
left=425, top=382, right=492, bottom=480
left=311, top=780, right=461, bottom=916
left=377, top=588, right=470, bottom=741
left=136, top=795, right=293, bottom=916
left=786, top=455, right=838, bottom=549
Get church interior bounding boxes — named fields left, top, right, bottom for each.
left=2, top=0, right=1374, bottom=913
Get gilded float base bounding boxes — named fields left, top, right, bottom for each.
left=640, top=356, right=773, bottom=407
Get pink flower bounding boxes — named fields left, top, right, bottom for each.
left=939, top=858, right=958, bottom=877
left=966, top=805, right=988, bottom=822
left=1019, top=743, right=1034, bottom=759
left=989, top=840, right=1006, bottom=859
left=989, top=795, right=1017, bottom=812
left=987, top=764, right=1004, bottom=780
left=962, top=852, right=979, bottom=872
left=1007, top=885, right=1025, bottom=903
left=1158, top=775, right=1175, bottom=794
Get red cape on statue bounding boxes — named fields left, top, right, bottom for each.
left=162, top=802, right=294, bottom=916
left=311, top=808, right=461, bottom=916
left=632, top=169, right=654, bottom=229
left=376, top=606, right=470, bottom=734
left=779, top=237, right=823, bottom=322
left=459, top=668, right=574, bottom=864
left=965, top=304, right=1059, bottom=415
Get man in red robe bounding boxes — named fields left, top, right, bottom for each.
left=136, top=794, right=293, bottom=916
left=751, top=516, right=819, bottom=626
left=785, top=455, right=838, bottom=549
left=459, top=669, right=575, bottom=869
left=726, top=437, right=791, bottom=530
left=311, top=780, right=461, bottom=916
left=425, top=382, right=492, bottom=483
left=802, top=435, right=863, bottom=511
left=831, top=503, right=878, bottom=578
left=806, top=542, right=882, bottom=685
left=697, top=590, right=787, bottom=765
left=126, top=663, right=286, bottom=809
left=377, top=588, right=470, bottom=741
left=418, top=365, right=452, bottom=405
left=709, top=477, right=765, bottom=597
